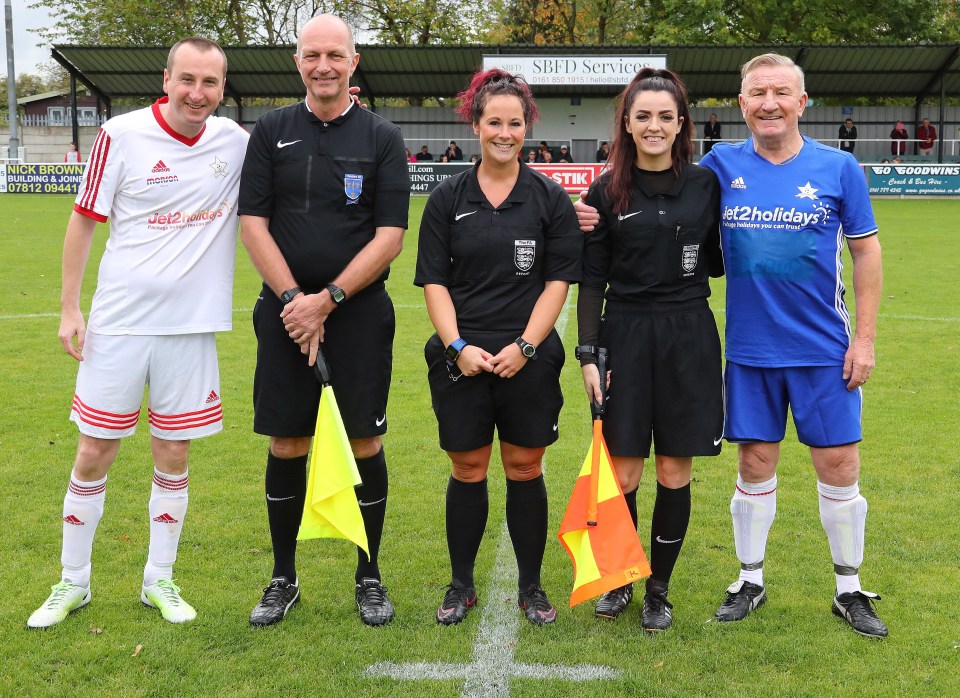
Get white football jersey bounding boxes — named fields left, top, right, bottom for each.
left=75, top=98, right=248, bottom=335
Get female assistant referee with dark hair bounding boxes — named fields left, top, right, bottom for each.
left=577, top=68, right=724, bottom=631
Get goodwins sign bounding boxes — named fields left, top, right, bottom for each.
left=482, top=55, right=667, bottom=86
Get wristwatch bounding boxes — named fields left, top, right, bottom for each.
left=279, top=286, right=301, bottom=305
left=575, top=345, right=598, bottom=361
left=515, top=337, right=537, bottom=360
left=326, top=283, right=346, bottom=305
left=444, top=337, right=468, bottom=363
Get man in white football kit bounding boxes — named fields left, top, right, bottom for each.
left=28, top=37, right=248, bottom=628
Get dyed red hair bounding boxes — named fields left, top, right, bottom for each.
left=455, top=68, right=540, bottom=126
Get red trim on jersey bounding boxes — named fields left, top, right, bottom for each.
left=152, top=97, right=206, bottom=147
left=148, top=403, right=223, bottom=431
left=72, top=395, right=140, bottom=429
left=73, top=204, right=108, bottom=222
left=735, top=484, right=777, bottom=497
left=78, top=129, right=111, bottom=214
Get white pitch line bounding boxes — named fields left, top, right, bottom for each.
left=365, top=295, right=621, bottom=695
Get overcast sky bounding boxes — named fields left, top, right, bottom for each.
left=2, top=0, right=55, bottom=76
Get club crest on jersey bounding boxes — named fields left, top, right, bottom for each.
left=514, top=239, right=536, bottom=273
left=681, top=244, right=700, bottom=272
left=344, top=173, right=363, bottom=205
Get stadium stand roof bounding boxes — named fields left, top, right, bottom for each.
left=52, top=43, right=960, bottom=108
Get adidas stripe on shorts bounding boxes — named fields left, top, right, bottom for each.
left=71, top=332, right=222, bottom=440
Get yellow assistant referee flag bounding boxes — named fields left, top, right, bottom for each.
left=297, top=384, right=369, bottom=555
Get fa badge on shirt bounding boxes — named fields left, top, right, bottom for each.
left=514, top=239, right=536, bottom=275
left=681, top=244, right=700, bottom=275
left=344, top=173, right=363, bottom=205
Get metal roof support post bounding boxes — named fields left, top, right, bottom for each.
left=939, top=76, right=945, bottom=164
left=70, top=73, right=79, bottom=150
left=5, top=0, right=19, bottom=155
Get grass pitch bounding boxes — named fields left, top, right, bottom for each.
left=1, top=195, right=958, bottom=697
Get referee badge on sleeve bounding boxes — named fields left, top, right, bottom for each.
left=344, top=173, right=363, bottom=205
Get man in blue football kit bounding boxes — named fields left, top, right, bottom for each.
left=576, top=53, right=887, bottom=638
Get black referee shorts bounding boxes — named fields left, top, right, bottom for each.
left=599, top=299, right=723, bottom=458
left=425, top=329, right=565, bottom=453
left=252, top=285, right=395, bottom=439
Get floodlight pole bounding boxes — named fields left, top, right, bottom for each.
left=4, top=0, right=18, bottom=156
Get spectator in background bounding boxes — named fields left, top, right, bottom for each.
left=596, top=141, right=609, bottom=162
left=469, top=154, right=479, bottom=163
left=406, top=148, right=417, bottom=163
left=527, top=149, right=538, bottom=163
left=536, top=141, right=551, bottom=162
left=557, top=145, right=574, bottom=163
left=916, top=118, right=936, bottom=157
left=703, top=113, right=721, bottom=154
left=64, top=142, right=82, bottom=163
left=890, top=121, right=908, bottom=156
left=416, top=145, right=434, bottom=161
left=439, top=154, right=450, bottom=163
left=839, top=118, right=857, bottom=154
left=445, top=141, right=464, bottom=161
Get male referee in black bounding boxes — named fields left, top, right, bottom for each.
left=238, top=13, right=410, bottom=627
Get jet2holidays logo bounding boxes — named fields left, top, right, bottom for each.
left=722, top=181, right=831, bottom=231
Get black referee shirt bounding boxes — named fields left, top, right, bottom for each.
left=414, top=161, right=582, bottom=334
left=583, top=161, right=723, bottom=305
left=239, top=102, right=410, bottom=291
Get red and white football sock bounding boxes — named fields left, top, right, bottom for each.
left=61, top=470, right=107, bottom=588
left=730, top=475, right=777, bottom=586
left=144, top=468, right=188, bottom=588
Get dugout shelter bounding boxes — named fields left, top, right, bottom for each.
left=51, top=42, right=960, bottom=161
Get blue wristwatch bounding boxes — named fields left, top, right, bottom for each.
left=444, top=338, right=468, bottom=363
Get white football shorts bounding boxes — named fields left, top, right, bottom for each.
left=70, top=332, right=222, bottom=440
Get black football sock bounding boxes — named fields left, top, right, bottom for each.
left=649, top=481, right=691, bottom=586
left=355, top=448, right=388, bottom=583
left=265, top=452, right=307, bottom=581
left=505, top=475, right=548, bottom=590
left=446, top=476, right=489, bottom=588
left=624, top=486, right=639, bottom=530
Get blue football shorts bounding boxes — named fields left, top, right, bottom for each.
left=724, top=361, right=862, bottom=447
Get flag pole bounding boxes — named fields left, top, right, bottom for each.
left=587, top=348, right=607, bottom=527
left=312, top=345, right=332, bottom=387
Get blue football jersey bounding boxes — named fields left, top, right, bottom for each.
left=700, top=136, right=878, bottom=367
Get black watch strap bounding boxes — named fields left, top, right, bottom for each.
left=576, top=344, right=600, bottom=366
left=279, top=286, right=301, bottom=305
left=515, top=337, right=537, bottom=360
left=327, top=284, right=346, bottom=305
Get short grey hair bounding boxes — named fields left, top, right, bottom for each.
left=741, top=53, right=805, bottom=94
